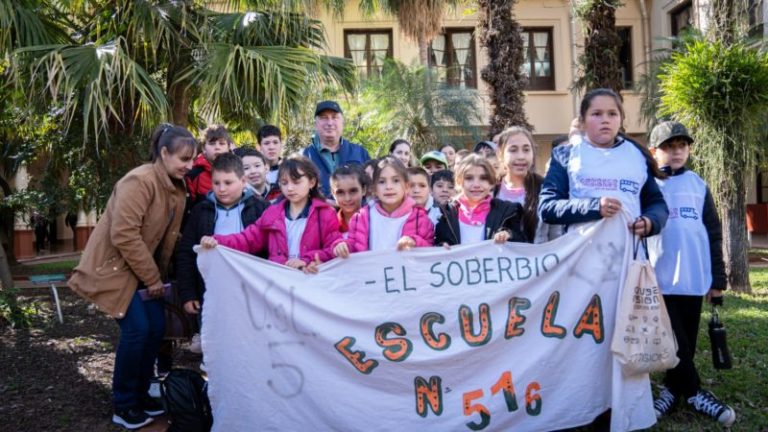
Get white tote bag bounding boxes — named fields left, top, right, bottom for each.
left=611, top=235, right=679, bottom=375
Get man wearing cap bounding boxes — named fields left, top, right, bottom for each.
left=303, top=100, right=371, bottom=196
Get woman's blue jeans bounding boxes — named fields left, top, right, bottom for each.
left=112, top=290, right=165, bottom=410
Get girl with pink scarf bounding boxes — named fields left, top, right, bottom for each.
left=435, top=154, right=526, bottom=246
left=334, top=157, right=433, bottom=256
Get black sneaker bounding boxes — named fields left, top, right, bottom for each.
left=653, top=387, right=678, bottom=418
left=112, top=407, right=153, bottom=429
left=141, top=396, right=165, bottom=416
left=687, top=389, right=736, bottom=427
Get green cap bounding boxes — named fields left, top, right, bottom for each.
left=419, top=150, right=448, bottom=167
left=649, top=121, right=694, bottom=148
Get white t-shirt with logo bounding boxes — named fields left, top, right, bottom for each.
left=567, top=139, right=647, bottom=220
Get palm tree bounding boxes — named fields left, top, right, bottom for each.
left=358, top=0, right=464, bottom=66
left=10, top=1, right=356, bottom=142
left=1, top=0, right=355, bottom=325
left=346, top=59, right=481, bottom=155
left=573, top=0, right=623, bottom=95
left=476, top=0, right=532, bottom=136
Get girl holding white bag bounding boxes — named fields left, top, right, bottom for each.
left=538, top=88, right=670, bottom=430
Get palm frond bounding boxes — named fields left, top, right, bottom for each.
left=217, top=0, right=330, bottom=14
left=14, top=38, right=169, bottom=143
left=204, top=10, right=324, bottom=49
left=122, top=0, right=196, bottom=64
left=182, top=42, right=350, bottom=124
left=0, top=0, right=69, bottom=55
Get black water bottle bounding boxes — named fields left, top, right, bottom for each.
left=708, top=305, right=733, bottom=370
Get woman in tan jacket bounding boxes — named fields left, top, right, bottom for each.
left=68, top=124, right=196, bottom=429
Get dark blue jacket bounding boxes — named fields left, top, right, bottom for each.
left=538, top=138, right=668, bottom=236
left=176, top=190, right=268, bottom=305
left=303, top=137, right=370, bottom=196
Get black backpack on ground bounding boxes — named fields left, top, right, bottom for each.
left=160, top=369, right=213, bottom=432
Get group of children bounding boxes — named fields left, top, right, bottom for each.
left=177, top=88, right=735, bottom=429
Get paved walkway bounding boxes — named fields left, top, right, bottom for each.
left=751, top=234, right=768, bottom=249
left=16, top=240, right=80, bottom=264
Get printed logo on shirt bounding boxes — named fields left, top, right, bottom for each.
left=680, top=207, right=699, bottom=220
left=619, top=179, right=640, bottom=194
left=578, top=177, right=618, bottom=190
left=668, top=207, right=699, bottom=220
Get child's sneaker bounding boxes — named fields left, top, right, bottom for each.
left=112, top=407, right=153, bottom=429
left=188, top=333, right=202, bottom=353
left=653, top=387, right=678, bottom=418
left=141, top=396, right=165, bottom=416
left=148, top=375, right=163, bottom=399
left=687, top=390, right=736, bottom=427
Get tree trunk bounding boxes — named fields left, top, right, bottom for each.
left=0, top=171, right=18, bottom=321
left=721, top=171, right=752, bottom=293
left=710, top=0, right=736, bottom=44
left=417, top=35, right=429, bottom=66
left=575, top=0, right=624, bottom=95
left=0, top=243, right=13, bottom=294
left=0, top=238, right=19, bottom=326
left=167, top=53, right=192, bottom=127
left=477, top=0, right=532, bottom=137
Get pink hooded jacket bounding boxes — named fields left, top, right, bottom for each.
left=214, top=198, right=341, bottom=265
left=347, top=197, right=434, bottom=252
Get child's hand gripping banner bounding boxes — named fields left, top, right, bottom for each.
left=196, top=215, right=656, bottom=431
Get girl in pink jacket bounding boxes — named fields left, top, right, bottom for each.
left=201, top=156, right=346, bottom=273
left=334, top=157, right=433, bottom=257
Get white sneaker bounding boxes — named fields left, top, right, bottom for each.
left=188, top=333, right=202, bottom=354
left=687, top=389, right=736, bottom=427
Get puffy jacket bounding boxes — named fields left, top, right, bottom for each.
left=68, top=162, right=186, bottom=318
left=302, top=137, right=370, bottom=196
left=435, top=198, right=527, bottom=246
left=347, top=198, right=434, bottom=252
left=176, top=190, right=268, bottom=305
left=214, top=198, right=341, bottom=265
left=185, top=153, right=213, bottom=204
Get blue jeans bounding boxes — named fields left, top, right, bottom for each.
left=113, top=290, right=165, bottom=410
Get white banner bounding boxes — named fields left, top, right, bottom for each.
left=197, top=215, right=656, bottom=431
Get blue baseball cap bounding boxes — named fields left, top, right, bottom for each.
left=315, top=100, right=343, bottom=116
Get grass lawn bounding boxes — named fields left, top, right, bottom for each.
left=11, top=259, right=79, bottom=276
left=648, top=268, right=768, bottom=430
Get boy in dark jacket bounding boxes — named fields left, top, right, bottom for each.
left=176, top=153, right=268, bottom=350
left=648, top=121, right=735, bottom=427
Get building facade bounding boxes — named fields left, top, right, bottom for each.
left=314, top=0, right=658, bottom=170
